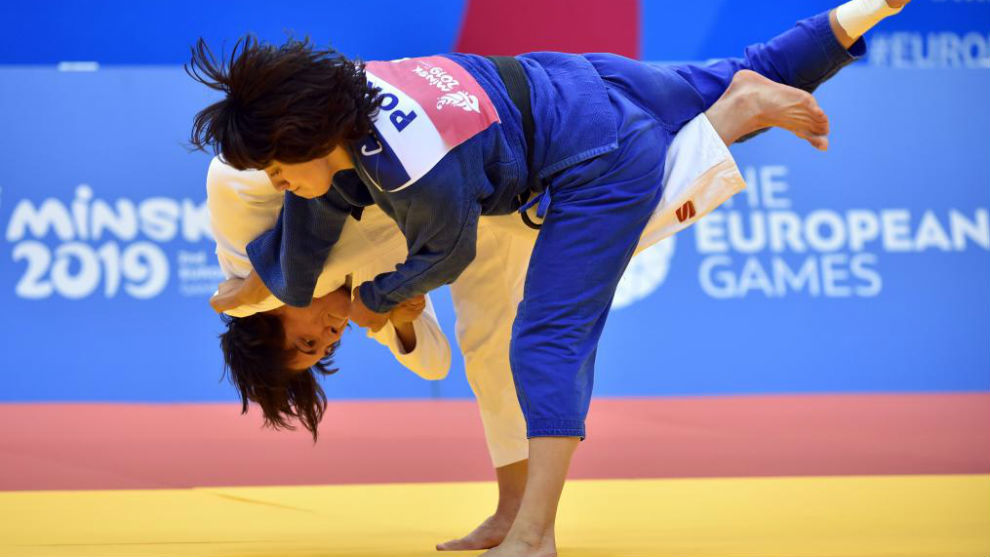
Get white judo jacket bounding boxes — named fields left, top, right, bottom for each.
left=207, top=160, right=452, bottom=379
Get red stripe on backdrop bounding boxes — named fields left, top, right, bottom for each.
left=0, top=393, right=987, bottom=491
left=454, top=0, right=640, bottom=58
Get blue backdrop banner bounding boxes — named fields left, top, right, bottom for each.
left=1, top=0, right=988, bottom=402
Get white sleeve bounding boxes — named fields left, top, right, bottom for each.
left=206, top=157, right=283, bottom=274
left=366, top=293, right=451, bottom=381
left=206, top=159, right=295, bottom=317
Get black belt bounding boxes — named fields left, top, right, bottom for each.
left=487, top=55, right=542, bottom=230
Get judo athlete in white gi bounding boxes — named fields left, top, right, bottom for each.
left=194, top=2, right=909, bottom=554
left=208, top=159, right=452, bottom=381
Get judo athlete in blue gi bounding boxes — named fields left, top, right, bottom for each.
left=188, top=1, right=908, bottom=554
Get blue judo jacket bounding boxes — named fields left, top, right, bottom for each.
left=247, top=14, right=860, bottom=313
left=248, top=52, right=622, bottom=312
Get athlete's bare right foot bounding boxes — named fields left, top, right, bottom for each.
left=480, top=530, right=557, bottom=557
left=706, top=69, right=831, bottom=151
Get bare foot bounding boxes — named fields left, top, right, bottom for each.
left=708, top=69, right=831, bottom=151
left=887, top=0, right=911, bottom=10
left=736, top=70, right=830, bottom=150
left=479, top=533, right=557, bottom=557
left=436, top=514, right=513, bottom=551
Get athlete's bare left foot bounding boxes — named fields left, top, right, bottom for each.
left=706, top=69, right=830, bottom=151
left=437, top=514, right=513, bottom=551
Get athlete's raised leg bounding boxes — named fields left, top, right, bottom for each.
left=484, top=5, right=911, bottom=557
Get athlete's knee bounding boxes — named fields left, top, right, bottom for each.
left=649, top=65, right=709, bottom=131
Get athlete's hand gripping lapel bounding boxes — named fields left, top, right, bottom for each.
left=350, top=290, right=390, bottom=331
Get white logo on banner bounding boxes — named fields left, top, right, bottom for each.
left=412, top=64, right=461, bottom=92
left=4, top=185, right=220, bottom=300
left=613, top=239, right=676, bottom=309
left=869, top=31, right=990, bottom=68
left=695, top=165, right=990, bottom=298
left=609, top=164, right=990, bottom=306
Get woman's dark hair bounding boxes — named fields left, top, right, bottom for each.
left=219, top=312, right=339, bottom=442
left=186, top=36, right=383, bottom=170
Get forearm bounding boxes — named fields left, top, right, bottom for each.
left=360, top=197, right=482, bottom=313
left=209, top=270, right=274, bottom=314
left=367, top=295, right=451, bottom=380
left=358, top=233, right=478, bottom=313
left=832, top=0, right=906, bottom=48
left=247, top=191, right=352, bottom=307
left=392, top=320, right=417, bottom=353
left=829, top=8, right=858, bottom=49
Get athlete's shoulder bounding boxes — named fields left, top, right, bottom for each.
left=205, top=156, right=278, bottom=203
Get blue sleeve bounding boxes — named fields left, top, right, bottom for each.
left=668, top=11, right=867, bottom=110
left=357, top=173, right=482, bottom=314
left=246, top=189, right=351, bottom=307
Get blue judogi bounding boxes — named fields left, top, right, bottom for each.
left=248, top=12, right=865, bottom=438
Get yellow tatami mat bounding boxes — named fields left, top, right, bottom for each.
left=1, top=475, right=987, bottom=557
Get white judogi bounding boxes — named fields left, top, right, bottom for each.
left=209, top=114, right=744, bottom=467
left=207, top=161, right=451, bottom=379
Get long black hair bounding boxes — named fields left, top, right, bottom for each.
left=219, top=313, right=339, bottom=442
left=187, top=36, right=382, bottom=169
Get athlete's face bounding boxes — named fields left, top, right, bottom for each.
left=270, top=286, right=351, bottom=371
left=265, top=146, right=354, bottom=199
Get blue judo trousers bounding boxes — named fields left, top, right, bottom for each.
left=247, top=12, right=865, bottom=439
left=507, top=15, right=865, bottom=438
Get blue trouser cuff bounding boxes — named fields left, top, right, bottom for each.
left=806, top=10, right=868, bottom=81
left=526, top=419, right=586, bottom=439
